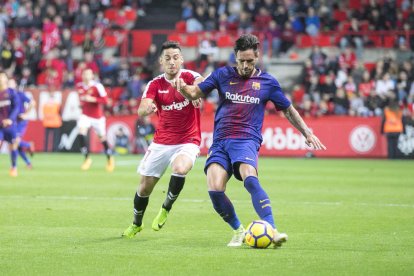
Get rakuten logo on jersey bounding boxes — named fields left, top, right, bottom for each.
left=161, top=99, right=190, bottom=111
left=225, top=92, right=260, bottom=104
left=262, top=127, right=309, bottom=150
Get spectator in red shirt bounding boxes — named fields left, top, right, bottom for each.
left=339, top=46, right=357, bottom=73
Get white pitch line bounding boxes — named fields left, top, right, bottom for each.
left=0, top=195, right=413, bottom=208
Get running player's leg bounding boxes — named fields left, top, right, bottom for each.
left=207, top=163, right=245, bottom=246
left=77, top=115, right=92, bottom=170
left=94, top=116, right=114, bottom=172
left=123, top=143, right=170, bottom=238
left=233, top=140, right=288, bottom=248
left=152, top=143, right=200, bottom=231
left=8, top=131, right=19, bottom=177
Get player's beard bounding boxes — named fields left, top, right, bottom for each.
left=166, top=67, right=179, bottom=78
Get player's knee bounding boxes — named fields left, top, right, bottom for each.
left=171, top=163, right=191, bottom=175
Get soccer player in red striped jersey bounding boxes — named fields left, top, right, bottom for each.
left=76, top=68, right=114, bottom=172
left=122, top=41, right=204, bottom=238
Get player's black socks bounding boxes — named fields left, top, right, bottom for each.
left=133, top=192, right=149, bottom=226
left=79, top=135, right=89, bottom=158
left=102, top=140, right=111, bottom=160
left=162, top=174, right=185, bottom=211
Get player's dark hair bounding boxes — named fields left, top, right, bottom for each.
left=234, top=34, right=260, bottom=54
left=160, top=41, right=181, bottom=55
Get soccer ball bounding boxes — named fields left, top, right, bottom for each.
left=244, top=220, right=275, bottom=249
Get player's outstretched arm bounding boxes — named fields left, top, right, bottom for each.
left=138, top=98, right=157, bottom=117
left=172, top=78, right=204, bottom=100
left=282, top=105, right=327, bottom=150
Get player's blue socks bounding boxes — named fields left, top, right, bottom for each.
left=11, top=149, right=18, bottom=168
left=244, top=176, right=276, bottom=228
left=18, top=146, right=31, bottom=165
left=208, top=191, right=241, bottom=230
left=19, top=140, right=30, bottom=149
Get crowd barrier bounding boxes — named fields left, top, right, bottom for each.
left=5, top=90, right=414, bottom=159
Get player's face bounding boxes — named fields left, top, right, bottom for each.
left=235, top=49, right=258, bottom=79
left=160, top=48, right=183, bottom=78
left=82, top=69, right=94, bottom=83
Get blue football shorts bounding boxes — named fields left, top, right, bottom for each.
left=0, top=125, right=17, bottom=143
left=204, top=139, right=259, bottom=181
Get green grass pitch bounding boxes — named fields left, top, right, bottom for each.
left=1, top=153, right=413, bottom=275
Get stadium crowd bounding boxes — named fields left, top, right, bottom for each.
left=0, top=0, right=414, bottom=118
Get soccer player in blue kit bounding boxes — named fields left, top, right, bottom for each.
left=9, top=79, right=36, bottom=168
left=0, top=71, right=21, bottom=177
left=173, top=34, right=326, bottom=247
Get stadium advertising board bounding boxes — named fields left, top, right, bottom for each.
left=15, top=89, right=414, bottom=159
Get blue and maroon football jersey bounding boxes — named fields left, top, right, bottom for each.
left=198, top=66, right=291, bottom=144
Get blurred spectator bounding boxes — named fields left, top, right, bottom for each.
left=197, top=33, right=218, bottom=70
left=262, top=20, right=282, bottom=58
left=41, top=17, right=60, bottom=54
left=254, top=7, right=272, bottom=32
left=333, top=87, right=350, bottom=115
left=43, top=92, right=62, bottom=152
left=358, top=70, right=375, bottom=98
left=280, top=21, right=297, bottom=54
left=82, top=32, right=94, bottom=55
left=381, top=100, right=404, bottom=159
left=340, top=18, right=364, bottom=59
left=59, top=28, right=74, bottom=72
left=114, top=127, right=130, bottom=155
left=73, top=4, right=94, bottom=32
left=135, top=116, right=155, bottom=153
left=238, top=11, right=252, bottom=34
left=339, top=46, right=357, bottom=73
left=309, top=46, right=327, bottom=75
left=305, top=7, right=321, bottom=37
left=144, top=43, right=159, bottom=77
left=1, top=41, right=15, bottom=72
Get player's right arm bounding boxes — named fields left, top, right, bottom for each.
left=172, top=78, right=203, bottom=100
left=137, top=98, right=157, bottom=117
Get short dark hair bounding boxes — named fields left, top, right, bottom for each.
left=234, top=34, right=260, bottom=54
left=160, top=41, right=181, bottom=55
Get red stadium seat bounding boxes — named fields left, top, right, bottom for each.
left=104, top=8, right=118, bottom=21
left=167, top=33, right=182, bottom=43
left=216, top=35, right=234, bottom=47
left=349, top=0, right=362, bottom=10
left=72, top=33, right=85, bottom=45
left=296, top=35, right=313, bottom=48
left=130, top=30, right=152, bottom=57
left=383, top=36, right=395, bottom=48
left=367, top=36, right=382, bottom=47
left=182, top=33, right=199, bottom=47
left=333, top=10, right=348, bottom=22
left=175, top=21, right=186, bottom=32
left=124, top=9, right=137, bottom=21
left=316, top=35, right=331, bottom=47
left=364, top=62, right=376, bottom=72
left=109, top=87, right=124, bottom=101
left=104, top=34, right=118, bottom=47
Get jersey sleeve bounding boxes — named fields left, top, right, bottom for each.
left=9, top=91, right=21, bottom=122
left=142, top=79, right=158, bottom=100
left=269, top=78, right=291, bottom=111
left=181, top=70, right=201, bottom=85
left=197, top=70, right=219, bottom=96
left=95, top=83, right=108, bottom=104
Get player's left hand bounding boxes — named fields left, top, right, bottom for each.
left=2, top=119, right=12, bottom=127
left=305, top=134, right=326, bottom=150
left=192, top=99, right=202, bottom=108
